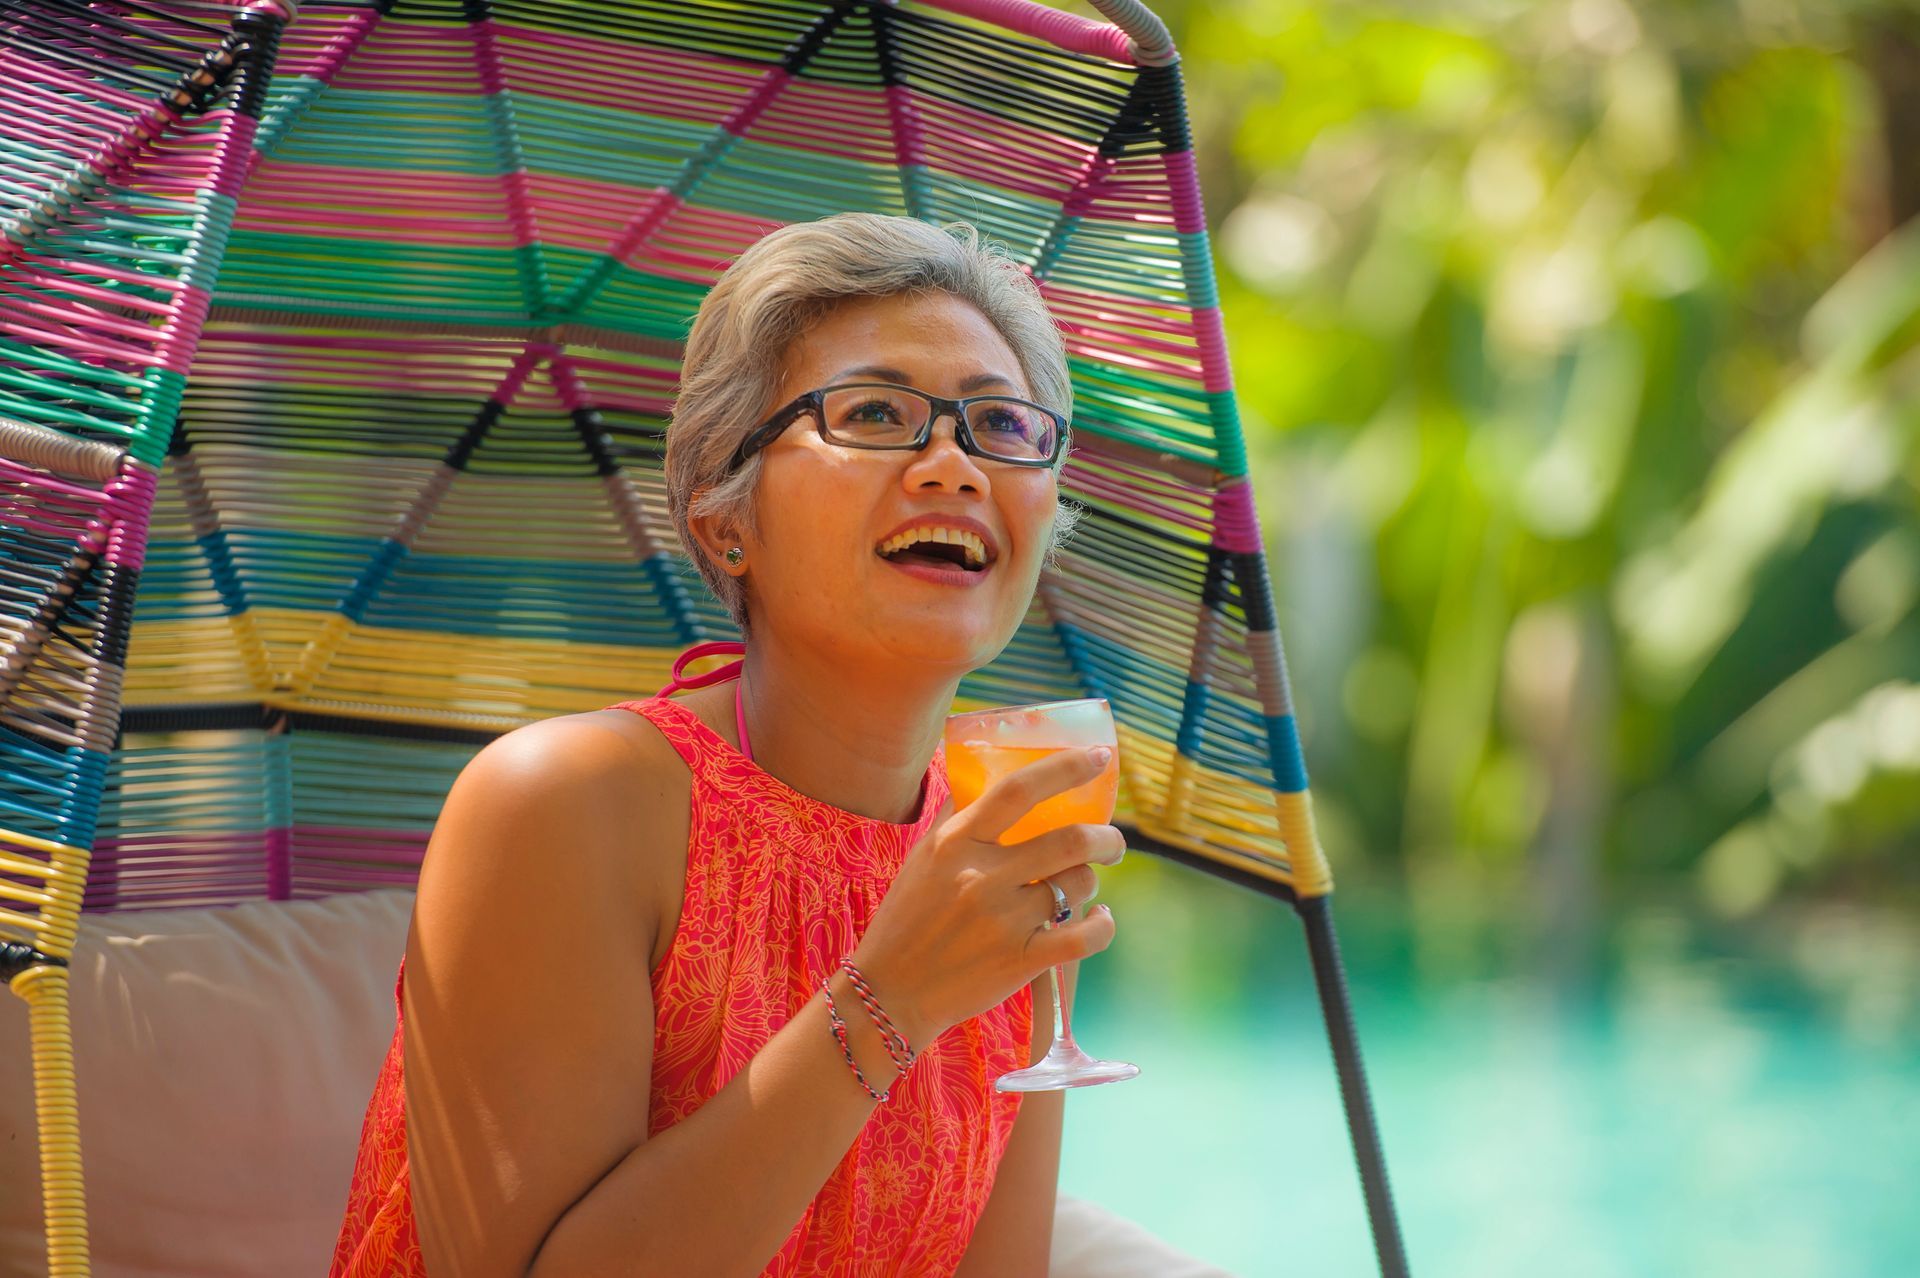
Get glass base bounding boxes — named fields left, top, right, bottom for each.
left=995, top=1041, right=1141, bottom=1092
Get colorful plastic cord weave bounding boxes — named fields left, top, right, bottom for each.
left=0, top=1, right=1407, bottom=1275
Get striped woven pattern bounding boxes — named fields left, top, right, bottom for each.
left=0, top=6, right=288, bottom=1270
left=1, top=0, right=276, bottom=957
left=2, top=0, right=1330, bottom=936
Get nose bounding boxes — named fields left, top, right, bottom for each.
left=902, top=411, right=988, bottom=494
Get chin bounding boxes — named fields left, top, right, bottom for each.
left=891, top=618, right=1008, bottom=668
left=841, top=606, right=1014, bottom=673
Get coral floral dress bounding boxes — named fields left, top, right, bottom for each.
left=331, top=690, right=1034, bottom=1276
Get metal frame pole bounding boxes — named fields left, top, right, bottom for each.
left=1297, top=893, right=1411, bottom=1278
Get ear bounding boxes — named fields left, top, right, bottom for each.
left=686, top=494, right=748, bottom=578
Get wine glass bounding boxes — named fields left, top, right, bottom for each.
left=944, top=698, right=1140, bottom=1091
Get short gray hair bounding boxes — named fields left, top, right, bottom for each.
left=666, top=213, right=1078, bottom=632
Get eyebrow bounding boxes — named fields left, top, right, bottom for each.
left=829, top=365, right=1024, bottom=395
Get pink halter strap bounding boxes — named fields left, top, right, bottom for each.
left=655, top=640, right=754, bottom=762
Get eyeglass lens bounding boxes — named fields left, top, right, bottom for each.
left=820, top=385, right=1054, bottom=461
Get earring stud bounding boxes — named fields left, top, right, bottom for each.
left=724, top=546, right=744, bottom=567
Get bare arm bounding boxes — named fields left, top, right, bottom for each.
left=533, top=970, right=916, bottom=1275
left=406, top=718, right=1120, bottom=1277
left=952, top=965, right=1076, bottom=1278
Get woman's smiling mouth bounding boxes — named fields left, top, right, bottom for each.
left=879, top=552, right=994, bottom=586
left=874, top=517, right=1000, bottom=582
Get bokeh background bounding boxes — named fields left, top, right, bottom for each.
left=1051, top=1, right=1920, bottom=1274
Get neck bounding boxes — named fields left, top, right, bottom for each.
left=738, top=636, right=960, bottom=824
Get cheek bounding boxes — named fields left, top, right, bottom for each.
left=754, top=456, right=882, bottom=568
left=1010, top=480, right=1060, bottom=558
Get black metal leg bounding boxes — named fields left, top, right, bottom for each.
left=1297, top=893, right=1411, bottom=1278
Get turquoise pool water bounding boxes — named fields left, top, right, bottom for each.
left=1061, top=860, right=1920, bottom=1278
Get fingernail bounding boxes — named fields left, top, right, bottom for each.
left=1088, top=746, right=1112, bottom=767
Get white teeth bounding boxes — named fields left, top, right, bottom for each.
left=879, top=526, right=989, bottom=568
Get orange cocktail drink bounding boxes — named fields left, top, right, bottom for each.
left=945, top=740, right=1119, bottom=845
left=943, top=698, right=1137, bottom=1091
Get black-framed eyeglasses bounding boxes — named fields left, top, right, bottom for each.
left=727, top=382, right=1067, bottom=471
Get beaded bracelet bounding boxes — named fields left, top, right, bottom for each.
left=838, top=956, right=917, bottom=1074
left=821, top=975, right=890, bottom=1102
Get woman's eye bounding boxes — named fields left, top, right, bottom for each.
left=846, top=400, right=904, bottom=423
left=981, top=408, right=1031, bottom=435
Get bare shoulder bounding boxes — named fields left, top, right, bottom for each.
left=415, top=705, right=693, bottom=966
left=458, top=704, right=685, bottom=798
left=470, top=704, right=692, bottom=835
left=403, top=705, right=694, bottom=1276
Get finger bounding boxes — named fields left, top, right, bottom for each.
left=1003, top=822, right=1126, bottom=882
left=1021, top=875, right=1076, bottom=933
left=1025, top=879, right=1070, bottom=931
left=1026, top=865, right=1097, bottom=920
left=1025, top=904, right=1116, bottom=967
left=955, top=745, right=1112, bottom=845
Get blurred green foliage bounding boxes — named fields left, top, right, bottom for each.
left=1079, top=0, right=1920, bottom=924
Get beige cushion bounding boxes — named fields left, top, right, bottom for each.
left=1054, top=1195, right=1238, bottom=1277
left=0, top=890, right=415, bottom=1278
left=0, top=891, right=1233, bottom=1277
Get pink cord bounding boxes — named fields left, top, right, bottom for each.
left=657, top=641, right=753, bottom=761
left=737, top=681, right=752, bottom=762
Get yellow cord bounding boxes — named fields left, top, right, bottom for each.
left=10, top=962, right=90, bottom=1277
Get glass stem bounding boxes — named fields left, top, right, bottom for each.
left=1051, top=962, right=1075, bottom=1051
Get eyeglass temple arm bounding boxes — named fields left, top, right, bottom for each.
left=728, top=394, right=817, bottom=469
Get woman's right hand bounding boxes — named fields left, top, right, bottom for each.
left=852, top=745, right=1126, bottom=1048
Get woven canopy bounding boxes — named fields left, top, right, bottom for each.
left=1, top=2, right=1406, bottom=1274
left=2, top=0, right=1326, bottom=912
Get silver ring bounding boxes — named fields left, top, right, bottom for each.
left=1045, top=877, right=1071, bottom=926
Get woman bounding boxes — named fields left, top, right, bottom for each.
left=331, top=213, right=1126, bottom=1277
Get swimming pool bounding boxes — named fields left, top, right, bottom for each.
left=1062, top=859, right=1920, bottom=1277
